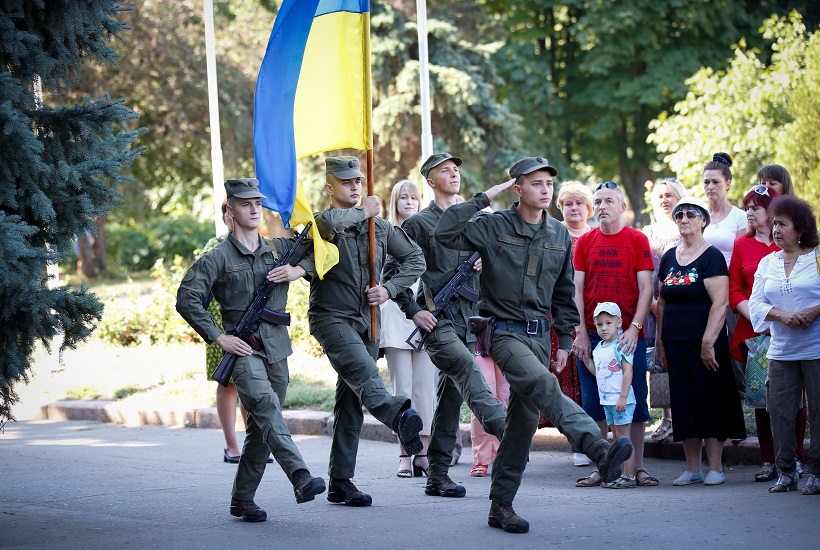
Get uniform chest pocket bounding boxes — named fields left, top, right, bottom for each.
left=226, top=262, right=253, bottom=288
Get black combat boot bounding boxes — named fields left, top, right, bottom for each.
left=424, top=474, right=466, bottom=497
left=392, top=408, right=424, bottom=455
left=230, top=497, right=267, bottom=522
left=488, top=499, right=529, bottom=533
left=327, top=478, right=373, bottom=507
left=594, top=436, right=634, bottom=484
left=292, top=469, right=326, bottom=503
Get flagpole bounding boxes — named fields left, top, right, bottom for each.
left=416, top=0, right=434, bottom=202
left=204, top=0, right=226, bottom=236
left=367, top=149, right=378, bottom=342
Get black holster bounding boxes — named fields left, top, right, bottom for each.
left=468, top=316, right=496, bottom=357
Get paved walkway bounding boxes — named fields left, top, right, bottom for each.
left=1, top=420, right=816, bottom=549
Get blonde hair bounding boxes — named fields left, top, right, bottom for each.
left=650, top=178, right=689, bottom=222
left=388, top=179, right=421, bottom=226
left=557, top=181, right=593, bottom=213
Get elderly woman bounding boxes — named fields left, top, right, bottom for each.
left=538, top=181, right=594, bottom=467
left=749, top=195, right=820, bottom=495
left=729, top=185, right=801, bottom=483
left=657, top=197, right=746, bottom=486
left=643, top=178, right=688, bottom=442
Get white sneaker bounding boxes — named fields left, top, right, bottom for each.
left=573, top=453, right=591, bottom=466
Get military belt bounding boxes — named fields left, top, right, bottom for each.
left=494, top=318, right=550, bottom=336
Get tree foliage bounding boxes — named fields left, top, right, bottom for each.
left=481, top=0, right=815, bottom=222
left=649, top=12, right=819, bottom=205
left=0, top=0, right=143, bottom=420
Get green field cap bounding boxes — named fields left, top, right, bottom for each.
left=509, top=157, right=558, bottom=179
left=420, top=153, right=463, bottom=178
left=326, top=156, right=365, bottom=179
left=225, top=178, right=266, bottom=199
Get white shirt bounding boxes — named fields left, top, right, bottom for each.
left=749, top=247, right=820, bottom=360
left=704, top=206, right=746, bottom=266
left=592, top=339, right=636, bottom=405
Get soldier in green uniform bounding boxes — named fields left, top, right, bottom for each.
left=435, top=158, right=634, bottom=534
left=387, top=153, right=506, bottom=498
left=176, top=178, right=326, bottom=523
left=310, top=156, right=427, bottom=507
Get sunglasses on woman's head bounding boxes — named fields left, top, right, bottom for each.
left=674, top=209, right=702, bottom=221
left=595, top=181, right=618, bottom=191
left=749, top=184, right=770, bottom=197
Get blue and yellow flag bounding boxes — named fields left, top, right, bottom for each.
left=254, top=0, right=373, bottom=278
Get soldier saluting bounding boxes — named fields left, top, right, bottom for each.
left=176, top=178, right=325, bottom=522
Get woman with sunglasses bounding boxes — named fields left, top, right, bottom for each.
left=757, top=164, right=795, bottom=197
left=749, top=195, right=820, bottom=495
left=729, top=186, right=807, bottom=483
left=657, top=196, right=746, bottom=486
left=642, top=178, right=688, bottom=443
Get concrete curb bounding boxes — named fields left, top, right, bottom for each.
left=39, top=400, right=767, bottom=465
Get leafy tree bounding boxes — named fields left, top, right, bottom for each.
left=649, top=13, right=819, bottom=204
left=0, top=0, right=143, bottom=421
left=481, top=0, right=813, bottom=222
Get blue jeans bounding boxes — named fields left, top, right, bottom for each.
left=576, top=331, right=649, bottom=423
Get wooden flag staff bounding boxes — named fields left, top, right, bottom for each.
left=367, top=149, right=377, bottom=342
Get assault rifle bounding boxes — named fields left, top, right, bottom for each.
left=405, top=251, right=480, bottom=352
left=211, top=222, right=312, bottom=387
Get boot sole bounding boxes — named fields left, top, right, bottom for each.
left=488, top=517, right=529, bottom=533
left=230, top=506, right=267, bottom=522
left=397, top=409, right=424, bottom=455
left=600, top=436, right=633, bottom=484
left=327, top=491, right=373, bottom=507
left=424, top=486, right=466, bottom=498
left=295, top=477, right=326, bottom=503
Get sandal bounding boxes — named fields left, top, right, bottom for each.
left=601, top=474, right=636, bottom=489
left=470, top=464, right=488, bottom=477
left=802, top=474, right=820, bottom=495
left=635, top=468, right=659, bottom=486
left=650, top=418, right=673, bottom=441
left=754, top=462, right=777, bottom=483
left=769, top=471, right=799, bottom=493
left=397, top=454, right=412, bottom=478
left=413, top=454, right=428, bottom=478
left=576, top=470, right=602, bottom=487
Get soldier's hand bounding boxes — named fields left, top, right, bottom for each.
left=365, top=285, right=390, bottom=306
left=553, top=349, right=569, bottom=373
left=216, top=334, right=253, bottom=356
left=412, top=310, right=438, bottom=332
left=362, top=195, right=381, bottom=218
left=267, top=264, right=306, bottom=283
left=485, top=178, right=515, bottom=201
left=472, top=257, right=483, bottom=273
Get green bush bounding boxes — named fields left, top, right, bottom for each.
left=287, top=278, right=323, bottom=356
left=96, top=256, right=200, bottom=346
left=107, top=215, right=213, bottom=272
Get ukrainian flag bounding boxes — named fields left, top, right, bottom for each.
left=254, top=0, right=372, bottom=278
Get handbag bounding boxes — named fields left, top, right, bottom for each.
left=646, top=345, right=664, bottom=374
left=745, top=335, right=770, bottom=409
left=649, top=371, right=671, bottom=409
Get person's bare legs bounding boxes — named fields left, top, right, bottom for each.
left=683, top=439, right=704, bottom=473
left=218, top=382, right=243, bottom=456
left=631, top=421, right=646, bottom=470
left=614, top=423, right=635, bottom=476
left=704, top=438, right=724, bottom=473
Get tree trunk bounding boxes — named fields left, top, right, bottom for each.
left=76, top=217, right=107, bottom=278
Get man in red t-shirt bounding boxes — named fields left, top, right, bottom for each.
left=572, top=181, right=656, bottom=487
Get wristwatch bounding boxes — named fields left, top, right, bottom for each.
left=630, top=321, right=643, bottom=331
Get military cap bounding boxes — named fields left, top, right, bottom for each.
left=326, top=156, right=365, bottom=179
left=509, top=157, right=558, bottom=179
left=420, top=152, right=463, bottom=178
left=225, top=178, right=266, bottom=199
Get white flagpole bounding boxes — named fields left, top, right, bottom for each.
left=204, top=0, right=226, bottom=236
left=416, top=0, right=434, bottom=202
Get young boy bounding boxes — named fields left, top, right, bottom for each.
left=589, top=302, right=637, bottom=489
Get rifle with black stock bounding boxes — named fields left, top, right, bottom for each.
left=211, top=222, right=313, bottom=387
left=405, top=250, right=480, bottom=352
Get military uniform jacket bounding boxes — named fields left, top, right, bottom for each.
left=309, top=205, right=425, bottom=338
left=387, top=200, right=480, bottom=342
left=434, top=193, right=580, bottom=350
left=176, top=233, right=314, bottom=364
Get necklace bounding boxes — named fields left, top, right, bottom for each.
left=783, top=258, right=797, bottom=266
left=677, top=240, right=706, bottom=265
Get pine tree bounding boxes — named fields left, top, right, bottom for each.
left=0, top=0, right=144, bottom=421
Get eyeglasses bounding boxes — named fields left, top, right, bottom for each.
left=749, top=184, right=770, bottom=197
left=674, top=209, right=703, bottom=221
left=595, top=181, right=618, bottom=191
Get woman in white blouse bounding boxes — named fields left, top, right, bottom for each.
left=749, top=195, right=820, bottom=495
left=380, top=180, right=437, bottom=478
left=702, top=152, right=747, bottom=265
